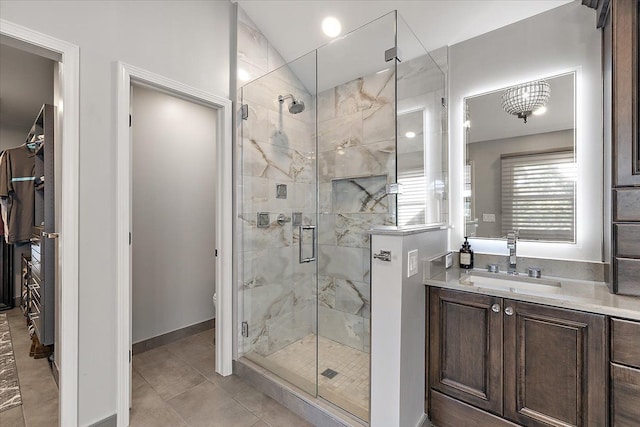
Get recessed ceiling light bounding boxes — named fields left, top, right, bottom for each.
left=238, top=68, right=251, bottom=82
left=532, top=106, right=547, bottom=116
left=405, top=131, right=416, bottom=138
left=322, top=16, right=342, bottom=38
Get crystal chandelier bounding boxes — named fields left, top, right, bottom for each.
left=501, top=80, right=550, bottom=123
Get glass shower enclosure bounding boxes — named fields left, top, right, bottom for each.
left=239, top=11, right=446, bottom=421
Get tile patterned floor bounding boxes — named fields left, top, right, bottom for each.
left=264, top=334, right=370, bottom=420
left=0, top=313, right=22, bottom=412
left=0, top=308, right=58, bottom=427
left=131, top=328, right=313, bottom=427
left=1, top=306, right=312, bottom=427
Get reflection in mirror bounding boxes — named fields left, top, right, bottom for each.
left=397, top=110, right=426, bottom=226
left=464, top=72, right=575, bottom=242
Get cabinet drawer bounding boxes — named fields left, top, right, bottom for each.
left=615, top=258, right=640, bottom=297
left=611, top=363, right=640, bottom=426
left=614, top=188, right=640, bottom=221
left=615, top=224, right=640, bottom=258
left=612, top=318, right=640, bottom=367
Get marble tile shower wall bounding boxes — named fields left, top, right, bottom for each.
left=237, top=7, right=316, bottom=356
left=316, top=69, right=396, bottom=353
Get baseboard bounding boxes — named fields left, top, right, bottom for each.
left=132, top=318, right=214, bottom=355
left=87, top=413, right=117, bottom=427
left=51, top=359, right=59, bottom=388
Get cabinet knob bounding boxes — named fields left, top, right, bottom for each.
left=491, top=303, right=501, bottom=313
left=505, top=306, right=514, bottom=316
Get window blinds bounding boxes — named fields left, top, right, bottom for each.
left=397, top=169, right=427, bottom=226
left=501, top=149, right=576, bottom=242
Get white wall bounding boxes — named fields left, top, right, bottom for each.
left=131, top=85, right=216, bottom=343
left=0, top=1, right=231, bottom=424
left=449, top=1, right=602, bottom=262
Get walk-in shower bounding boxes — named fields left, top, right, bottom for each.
left=239, top=10, right=446, bottom=422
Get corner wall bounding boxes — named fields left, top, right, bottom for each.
left=0, top=1, right=231, bottom=424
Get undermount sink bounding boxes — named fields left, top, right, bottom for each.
left=459, top=270, right=562, bottom=294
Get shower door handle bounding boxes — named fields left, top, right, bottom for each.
left=299, top=225, right=316, bottom=263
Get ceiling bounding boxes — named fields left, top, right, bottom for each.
left=466, top=72, right=575, bottom=143
left=236, top=0, right=574, bottom=64
left=0, top=43, right=54, bottom=136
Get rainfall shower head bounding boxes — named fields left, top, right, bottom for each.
left=278, top=94, right=305, bottom=114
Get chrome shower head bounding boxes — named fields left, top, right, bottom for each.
left=278, top=94, right=305, bottom=114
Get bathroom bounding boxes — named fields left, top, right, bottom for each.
left=233, top=0, right=640, bottom=426
left=0, top=0, right=638, bottom=426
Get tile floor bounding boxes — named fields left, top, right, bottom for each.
left=1, top=305, right=312, bottom=427
left=261, top=334, right=370, bottom=420
left=131, top=327, right=313, bottom=427
left=0, top=307, right=58, bottom=427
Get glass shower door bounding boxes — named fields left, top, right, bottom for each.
left=315, top=12, right=397, bottom=421
left=240, top=51, right=318, bottom=396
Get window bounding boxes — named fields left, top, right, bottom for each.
left=501, top=149, right=576, bottom=242
left=397, top=169, right=427, bottom=226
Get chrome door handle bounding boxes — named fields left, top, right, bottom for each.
left=505, top=306, right=514, bottom=316
left=491, top=303, right=501, bottom=313
left=42, top=232, right=59, bottom=239
left=299, top=225, right=316, bottom=263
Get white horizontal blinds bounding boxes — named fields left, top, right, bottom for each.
left=398, top=169, right=427, bottom=226
left=501, top=149, right=576, bottom=242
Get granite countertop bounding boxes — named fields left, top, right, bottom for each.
left=425, top=268, right=640, bottom=321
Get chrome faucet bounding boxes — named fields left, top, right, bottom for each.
left=507, top=230, right=518, bottom=274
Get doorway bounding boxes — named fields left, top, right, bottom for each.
left=0, top=19, right=80, bottom=427
left=130, top=84, right=216, bottom=347
left=116, top=63, right=233, bottom=427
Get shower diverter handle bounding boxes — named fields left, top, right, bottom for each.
left=299, top=225, right=316, bottom=263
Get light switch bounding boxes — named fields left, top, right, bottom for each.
left=408, top=249, right=418, bottom=277
left=483, top=213, right=496, bottom=223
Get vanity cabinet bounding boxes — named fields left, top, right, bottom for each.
left=611, top=318, right=640, bottom=426
left=604, top=0, right=640, bottom=295
left=429, top=287, right=607, bottom=427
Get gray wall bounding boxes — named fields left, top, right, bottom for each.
left=468, top=129, right=573, bottom=238
left=131, top=85, right=216, bottom=344
left=0, top=1, right=231, bottom=424
left=0, top=125, right=28, bottom=151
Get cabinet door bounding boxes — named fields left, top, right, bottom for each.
left=429, top=288, right=503, bottom=415
left=503, top=301, right=607, bottom=427
left=611, top=363, right=640, bottom=427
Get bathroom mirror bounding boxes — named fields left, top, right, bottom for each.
left=464, top=73, right=576, bottom=242
left=450, top=1, right=603, bottom=262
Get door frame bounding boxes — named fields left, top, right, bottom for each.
left=0, top=19, right=80, bottom=427
left=115, top=63, right=233, bottom=427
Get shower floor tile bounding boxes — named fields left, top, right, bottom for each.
left=264, top=334, right=370, bottom=420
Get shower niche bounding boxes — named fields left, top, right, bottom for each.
left=239, top=10, right=447, bottom=422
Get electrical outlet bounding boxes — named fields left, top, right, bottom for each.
left=408, top=249, right=418, bottom=277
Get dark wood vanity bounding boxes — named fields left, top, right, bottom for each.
left=427, top=287, right=609, bottom=427
left=604, top=0, right=640, bottom=295
left=425, top=286, right=640, bottom=427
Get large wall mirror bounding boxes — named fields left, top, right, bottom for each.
left=449, top=1, right=603, bottom=262
left=464, top=73, right=576, bottom=242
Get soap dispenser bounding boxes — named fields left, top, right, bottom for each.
left=459, top=237, right=474, bottom=269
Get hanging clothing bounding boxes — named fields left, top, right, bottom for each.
left=0, top=145, right=36, bottom=244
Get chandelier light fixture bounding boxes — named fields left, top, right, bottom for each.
left=501, top=80, right=550, bottom=123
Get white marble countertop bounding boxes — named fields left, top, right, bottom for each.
left=425, top=268, right=640, bottom=321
